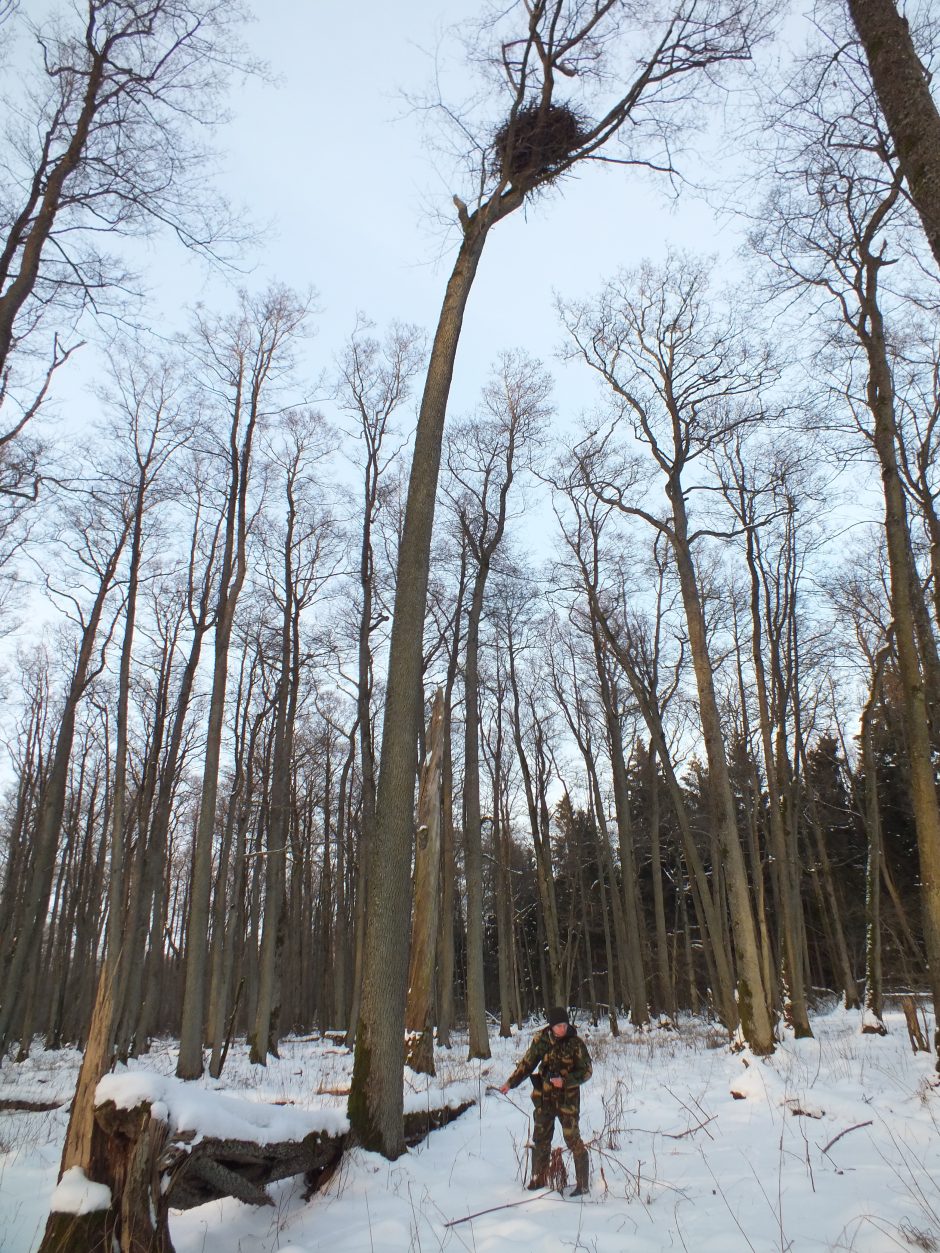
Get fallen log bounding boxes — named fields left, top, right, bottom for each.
left=39, top=1070, right=474, bottom=1253
left=0, top=1097, right=65, bottom=1112
left=404, top=1100, right=474, bottom=1146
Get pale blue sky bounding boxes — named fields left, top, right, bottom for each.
left=36, top=0, right=745, bottom=430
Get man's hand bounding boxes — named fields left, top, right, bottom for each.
left=550, top=1077, right=564, bottom=1089
left=499, top=1083, right=510, bottom=1095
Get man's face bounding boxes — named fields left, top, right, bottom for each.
left=551, top=1022, right=568, bottom=1038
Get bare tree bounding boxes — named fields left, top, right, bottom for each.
left=716, top=438, right=817, bottom=1037
left=350, top=0, right=767, bottom=1157
left=334, top=321, right=423, bottom=1047
left=505, top=614, right=568, bottom=1007
left=0, top=479, right=131, bottom=1056
left=560, top=256, right=778, bottom=1052
left=44, top=352, right=190, bottom=1231
left=434, top=534, right=468, bottom=1050
left=445, top=351, right=549, bottom=1059
left=0, top=0, right=254, bottom=465
left=404, top=689, right=445, bottom=1074
left=249, top=411, right=336, bottom=1064
left=0, top=0, right=255, bottom=650
left=551, top=472, right=739, bottom=1029
left=755, top=26, right=940, bottom=1059
left=176, top=286, right=310, bottom=1080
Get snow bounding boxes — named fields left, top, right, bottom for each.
left=96, top=1068, right=349, bottom=1145
left=402, top=1076, right=478, bottom=1115
left=2, top=1006, right=940, bottom=1252
left=48, top=1166, right=111, bottom=1215
left=861, top=1007, right=887, bottom=1034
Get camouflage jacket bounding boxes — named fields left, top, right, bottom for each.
left=506, top=1025, right=592, bottom=1091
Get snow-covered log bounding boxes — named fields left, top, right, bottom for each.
left=38, top=1069, right=474, bottom=1253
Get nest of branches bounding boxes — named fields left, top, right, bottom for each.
left=493, top=101, right=589, bottom=185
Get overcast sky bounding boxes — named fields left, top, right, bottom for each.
left=24, top=0, right=764, bottom=443
left=222, top=0, right=748, bottom=410
left=14, top=0, right=890, bottom=625
left=2, top=0, right=898, bottom=736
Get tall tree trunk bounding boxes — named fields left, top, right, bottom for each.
left=178, top=290, right=294, bottom=1079
left=348, top=190, right=528, bottom=1156
left=463, top=568, right=492, bottom=1060
left=332, top=729, right=357, bottom=1033
left=647, top=744, right=675, bottom=1019
left=860, top=245, right=940, bottom=1060
left=436, top=705, right=458, bottom=1049
left=799, top=744, right=861, bottom=1011
left=860, top=657, right=889, bottom=1034
left=488, top=695, right=513, bottom=1040
left=436, top=547, right=467, bottom=1049
left=559, top=506, right=737, bottom=1030
left=405, top=690, right=445, bottom=1074
left=251, top=481, right=303, bottom=1063
left=741, top=519, right=812, bottom=1038
left=589, top=797, right=620, bottom=1036
left=506, top=631, right=564, bottom=1005
left=177, top=610, right=240, bottom=1079
left=139, top=515, right=216, bottom=1049
left=207, top=653, right=259, bottom=1077
left=847, top=0, right=940, bottom=271
left=668, top=483, right=775, bottom=1053
left=591, top=639, right=648, bottom=1026
left=583, top=751, right=631, bottom=1018
left=51, top=450, right=150, bottom=1210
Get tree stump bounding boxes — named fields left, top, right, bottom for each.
left=39, top=1098, right=346, bottom=1253
left=405, top=1030, right=435, bottom=1076
left=901, top=996, right=929, bottom=1052
left=39, top=1102, right=170, bottom=1253
left=38, top=1082, right=474, bottom=1253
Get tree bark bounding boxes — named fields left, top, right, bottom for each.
left=59, top=444, right=152, bottom=1180
left=590, top=635, right=648, bottom=1025
left=647, top=744, right=675, bottom=1019
left=860, top=658, right=888, bottom=1034
left=463, top=566, right=494, bottom=1060
left=667, top=484, right=775, bottom=1052
left=348, top=219, right=497, bottom=1156
left=847, top=0, right=940, bottom=272
left=859, top=242, right=940, bottom=1061
left=435, top=547, right=467, bottom=1048
left=405, top=690, right=445, bottom=1074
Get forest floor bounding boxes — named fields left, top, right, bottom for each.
left=1, top=1004, right=939, bottom=1252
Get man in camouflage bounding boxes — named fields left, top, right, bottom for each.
left=499, top=1006, right=593, bottom=1195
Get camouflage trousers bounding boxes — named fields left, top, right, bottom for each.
left=531, top=1083, right=588, bottom=1176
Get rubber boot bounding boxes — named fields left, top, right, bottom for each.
left=527, top=1156, right=548, bottom=1190
left=570, top=1150, right=589, bottom=1197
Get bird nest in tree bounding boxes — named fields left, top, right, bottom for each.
left=493, top=101, right=588, bottom=185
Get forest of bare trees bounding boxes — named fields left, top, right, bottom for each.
left=1, top=0, right=939, bottom=1234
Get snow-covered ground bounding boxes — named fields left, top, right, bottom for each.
left=2, top=1005, right=939, bottom=1252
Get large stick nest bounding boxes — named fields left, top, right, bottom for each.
left=493, top=101, right=590, bottom=186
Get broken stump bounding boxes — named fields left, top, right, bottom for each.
left=38, top=1072, right=474, bottom=1253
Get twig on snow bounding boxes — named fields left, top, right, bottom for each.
left=444, top=1191, right=551, bottom=1227
left=821, top=1121, right=874, bottom=1156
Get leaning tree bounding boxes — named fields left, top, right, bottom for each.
left=349, top=0, right=772, bottom=1158
left=845, top=0, right=940, bottom=273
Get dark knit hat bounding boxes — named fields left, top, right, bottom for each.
left=546, top=1006, right=570, bottom=1027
